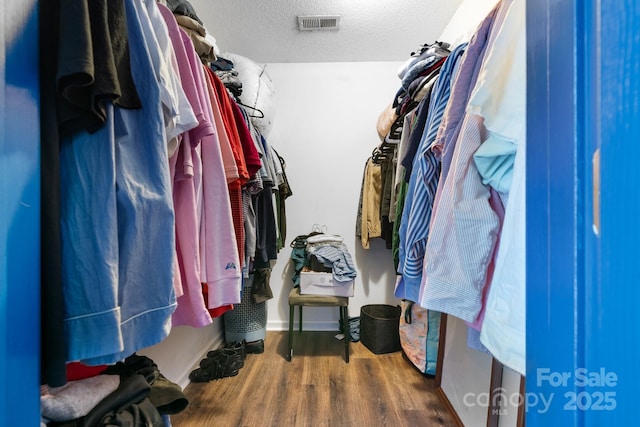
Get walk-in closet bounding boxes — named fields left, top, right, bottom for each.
left=2, top=0, right=639, bottom=425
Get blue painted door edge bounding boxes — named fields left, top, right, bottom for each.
left=1, top=0, right=41, bottom=425
left=527, top=0, right=639, bottom=425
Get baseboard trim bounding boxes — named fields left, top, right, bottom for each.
left=174, top=333, right=224, bottom=390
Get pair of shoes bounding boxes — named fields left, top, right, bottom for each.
left=189, top=350, right=241, bottom=383
left=204, top=341, right=246, bottom=369
left=245, top=339, right=264, bottom=354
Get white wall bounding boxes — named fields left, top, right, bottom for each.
left=441, top=316, right=493, bottom=427
left=265, top=61, right=405, bottom=330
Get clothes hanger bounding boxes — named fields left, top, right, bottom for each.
left=312, top=224, right=328, bottom=234
left=237, top=100, right=265, bottom=118
left=371, top=139, right=396, bottom=164
left=289, top=224, right=327, bottom=248
left=387, top=115, right=405, bottom=140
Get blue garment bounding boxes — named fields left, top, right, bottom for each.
left=473, top=136, right=516, bottom=194
left=307, top=243, right=357, bottom=283
left=437, top=40, right=485, bottom=187
left=396, top=44, right=467, bottom=302
left=398, top=42, right=451, bottom=80
left=399, top=84, right=433, bottom=181
left=400, top=45, right=450, bottom=90
left=60, top=104, right=122, bottom=361
left=61, top=0, right=177, bottom=364
left=289, top=246, right=307, bottom=286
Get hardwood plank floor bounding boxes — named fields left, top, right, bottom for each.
left=171, top=331, right=456, bottom=427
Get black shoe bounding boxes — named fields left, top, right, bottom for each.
left=245, top=339, right=264, bottom=354
left=202, top=348, right=243, bottom=369
left=189, top=351, right=240, bottom=382
left=225, top=341, right=247, bottom=365
left=205, top=342, right=246, bottom=368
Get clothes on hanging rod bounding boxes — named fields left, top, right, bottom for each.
left=397, top=41, right=468, bottom=304
left=398, top=41, right=452, bottom=82
left=361, top=0, right=526, bottom=376
left=358, top=38, right=453, bottom=254
left=41, top=0, right=292, bottom=373
left=418, top=5, right=503, bottom=322
left=174, top=13, right=217, bottom=62
left=472, top=0, right=526, bottom=377
left=58, top=0, right=183, bottom=366
left=165, top=0, right=203, bottom=25
left=213, top=68, right=243, bottom=98
left=356, top=157, right=383, bottom=250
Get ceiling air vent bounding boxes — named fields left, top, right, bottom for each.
left=297, top=15, right=341, bottom=31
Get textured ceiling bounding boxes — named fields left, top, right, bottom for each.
left=190, top=0, right=464, bottom=63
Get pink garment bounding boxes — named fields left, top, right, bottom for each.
left=200, top=112, right=242, bottom=308
left=157, top=5, right=210, bottom=142
left=170, top=137, right=212, bottom=327
left=160, top=4, right=213, bottom=327
left=172, top=243, right=184, bottom=298
left=158, top=4, right=206, bottom=301
left=142, top=0, right=198, bottom=154
left=159, top=2, right=243, bottom=318
left=198, top=66, right=242, bottom=306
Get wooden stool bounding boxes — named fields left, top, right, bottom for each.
left=287, top=287, right=350, bottom=363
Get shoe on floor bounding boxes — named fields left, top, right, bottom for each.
left=245, top=339, right=264, bottom=354
left=204, top=342, right=246, bottom=369
left=189, top=352, right=240, bottom=383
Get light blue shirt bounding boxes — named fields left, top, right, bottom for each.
left=61, top=0, right=177, bottom=364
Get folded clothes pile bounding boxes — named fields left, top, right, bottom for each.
left=289, top=231, right=357, bottom=286
left=42, top=354, right=188, bottom=426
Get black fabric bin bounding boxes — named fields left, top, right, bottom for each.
left=360, top=304, right=401, bottom=354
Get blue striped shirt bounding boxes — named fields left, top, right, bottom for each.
left=396, top=43, right=467, bottom=302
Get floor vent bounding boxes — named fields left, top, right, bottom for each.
left=297, top=15, right=341, bottom=31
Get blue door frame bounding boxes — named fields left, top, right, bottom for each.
left=527, top=0, right=639, bottom=425
left=1, top=0, right=41, bottom=425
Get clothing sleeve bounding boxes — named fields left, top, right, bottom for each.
left=57, top=0, right=141, bottom=134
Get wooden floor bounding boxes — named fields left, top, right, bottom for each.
left=171, top=331, right=456, bottom=427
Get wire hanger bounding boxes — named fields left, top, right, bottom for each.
left=312, top=224, right=328, bottom=234
left=237, top=100, right=265, bottom=118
